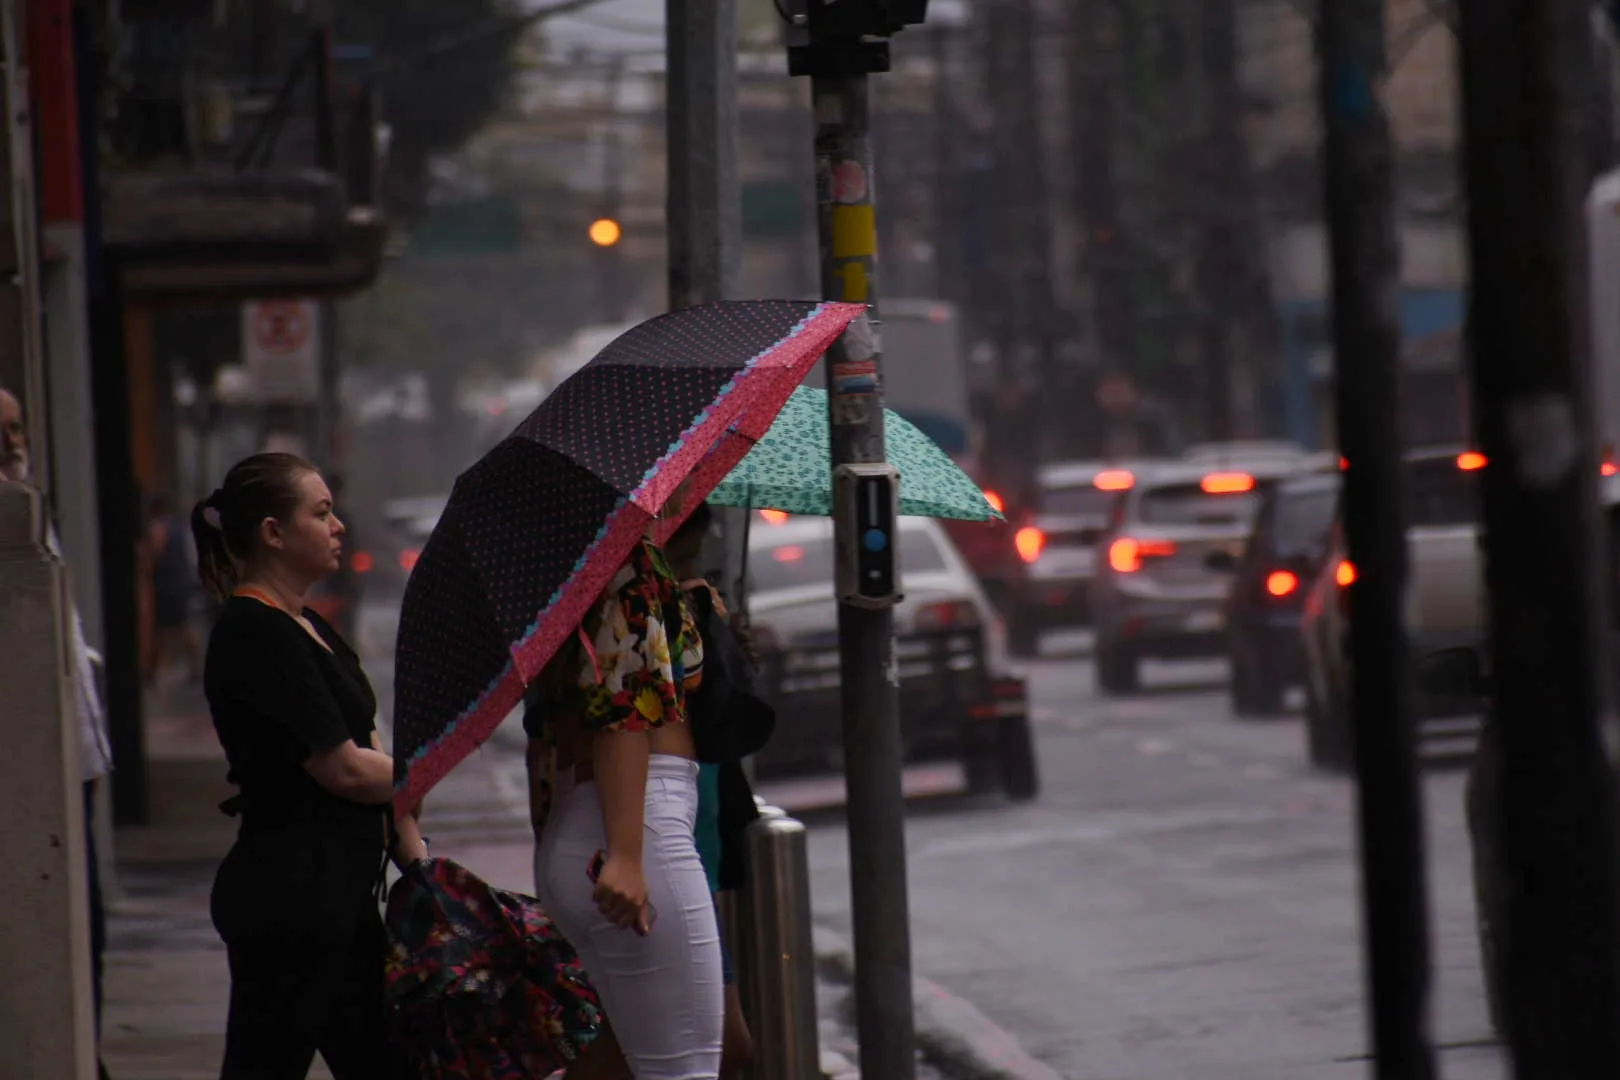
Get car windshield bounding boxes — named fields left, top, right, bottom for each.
left=1136, top=483, right=1263, bottom=528
left=1406, top=457, right=1480, bottom=526
left=751, top=530, right=950, bottom=593
left=1273, top=488, right=1339, bottom=557
left=1041, top=485, right=1116, bottom=517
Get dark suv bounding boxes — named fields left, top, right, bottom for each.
left=1221, top=470, right=1340, bottom=715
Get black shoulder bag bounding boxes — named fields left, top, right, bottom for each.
left=676, top=584, right=777, bottom=765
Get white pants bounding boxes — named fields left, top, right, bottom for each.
left=536, top=754, right=723, bottom=1080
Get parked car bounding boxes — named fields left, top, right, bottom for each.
left=1002, top=460, right=1142, bottom=654
left=1089, top=455, right=1318, bottom=694
left=1219, top=467, right=1341, bottom=715
left=363, top=492, right=447, bottom=594
left=1298, top=447, right=1486, bottom=770
left=1182, top=440, right=1314, bottom=465
left=745, top=513, right=1038, bottom=800
left=941, top=456, right=1032, bottom=653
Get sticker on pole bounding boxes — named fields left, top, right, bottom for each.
left=242, top=299, right=321, bottom=403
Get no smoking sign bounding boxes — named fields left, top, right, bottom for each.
left=252, top=300, right=312, bottom=355
left=242, top=298, right=321, bottom=402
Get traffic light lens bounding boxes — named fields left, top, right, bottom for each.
left=589, top=219, right=622, bottom=246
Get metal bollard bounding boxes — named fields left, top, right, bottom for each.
left=744, top=812, right=820, bottom=1080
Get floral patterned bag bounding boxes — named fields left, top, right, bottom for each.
left=384, top=857, right=603, bottom=1079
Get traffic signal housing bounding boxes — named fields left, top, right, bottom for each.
left=807, top=0, right=929, bottom=42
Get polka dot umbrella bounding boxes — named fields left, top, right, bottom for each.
left=391, top=300, right=865, bottom=812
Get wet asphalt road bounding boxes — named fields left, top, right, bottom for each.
left=794, top=635, right=1501, bottom=1080
left=358, top=605, right=1503, bottom=1080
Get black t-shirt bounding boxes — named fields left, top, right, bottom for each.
left=204, top=596, right=386, bottom=843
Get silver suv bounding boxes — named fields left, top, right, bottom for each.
left=1090, top=457, right=1315, bottom=694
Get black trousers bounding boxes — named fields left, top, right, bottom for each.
left=219, top=904, right=394, bottom=1080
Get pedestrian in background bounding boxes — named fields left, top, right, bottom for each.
left=2, top=385, right=116, bottom=1080
left=191, top=451, right=425, bottom=1080
left=140, top=490, right=200, bottom=687
left=665, top=502, right=759, bottom=1080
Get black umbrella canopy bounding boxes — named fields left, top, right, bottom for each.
left=391, top=300, right=865, bottom=810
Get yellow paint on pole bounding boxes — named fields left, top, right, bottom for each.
left=831, top=204, right=877, bottom=259
left=836, top=261, right=870, bottom=303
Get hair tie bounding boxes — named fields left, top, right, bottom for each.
left=201, top=505, right=223, bottom=531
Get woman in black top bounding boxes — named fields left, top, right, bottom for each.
left=192, top=452, right=426, bottom=1080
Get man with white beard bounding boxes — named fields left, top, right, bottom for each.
left=2, top=385, right=115, bottom=1079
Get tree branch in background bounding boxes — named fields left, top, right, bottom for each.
left=344, top=0, right=614, bottom=221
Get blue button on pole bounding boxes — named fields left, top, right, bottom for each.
left=863, top=528, right=888, bottom=553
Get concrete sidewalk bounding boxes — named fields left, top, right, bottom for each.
left=101, top=682, right=881, bottom=1080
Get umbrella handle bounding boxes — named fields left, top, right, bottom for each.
left=736, top=494, right=752, bottom=623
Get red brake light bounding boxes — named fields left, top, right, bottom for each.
left=399, top=548, right=421, bottom=572
left=983, top=490, right=1006, bottom=514
left=915, top=600, right=981, bottom=631
left=774, top=544, right=805, bottom=563
left=350, top=551, right=374, bottom=574
left=1339, top=456, right=1349, bottom=471
left=1014, top=526, right=1046, bottom=563
left=1108, top=537, right=1177, bottom=573
left=1603, top=461, right=1617, bottom=477
left=1266, top=569, right=1299, bottom=597
left=1457, top=451, right=1487, bottom=472
left=1336, top=560, right=1356, bottom=587
left=1094, top=470, right=1134, bottom=492
left=760, top=509, right=790, bottom=525
left=1201, top=472, right=1255, bottom=494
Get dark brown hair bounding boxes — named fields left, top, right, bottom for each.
left=669, top=501, right=713, bottom=546
left=190, top=452, right=318, bottom=598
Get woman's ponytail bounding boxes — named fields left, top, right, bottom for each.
left=190, top=494, right=238, bottom=600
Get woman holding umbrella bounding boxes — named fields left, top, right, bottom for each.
left=526, top=480, right=724, bottom=1079
left=391, top=300, right=868, bottom=1078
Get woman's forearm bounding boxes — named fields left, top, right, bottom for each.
left=393, top=813, right=428, bottom=869
left=593, top=730, right=651, bottom=863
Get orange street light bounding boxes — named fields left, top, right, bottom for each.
left=589, top=218, right=623, bottom=247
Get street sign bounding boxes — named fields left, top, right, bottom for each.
left=242, top=299, right=320, bottom=402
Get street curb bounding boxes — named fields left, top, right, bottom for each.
left=813, top=926, right=1065, bottom=1080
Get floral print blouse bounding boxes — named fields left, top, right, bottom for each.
left=577, top=539, right=704, bottom=733
left=524, top=540, right=703, bottom=838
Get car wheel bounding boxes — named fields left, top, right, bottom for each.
left=964, top=734, right=1001, bottom=794
left=1007, top=611, right=1040, bottom=659
left=1096, top=638, right=1140, bottom=696
left=1304, top=680, right=1351, bottom=773
left=997, top=713, right=1040, bottom=802
left=1232, top=649, right=1284, bottom=717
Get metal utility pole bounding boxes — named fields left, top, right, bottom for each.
left=1457, top=0, right=1620, bottom=1070
left=786, top=3, right=928, bottom=1077
left=980, top=0, right=1060, bottom=469
left=0, top=0, right=98, bottom=1073
left=667, top=0, right=740, bottom=311
left=1315, top=0, right=1436, bottom=1077
left=665, top=0, right=744, bottom=599
left=1066, top=0, right=1141, bottom=459
left=1195, top=0, right=1251, bottom=442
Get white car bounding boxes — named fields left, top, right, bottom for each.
left=743, top=513, right=1038, bottom=799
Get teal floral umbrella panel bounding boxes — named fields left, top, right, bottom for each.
left=709, top=386, right=1002, bottom=522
